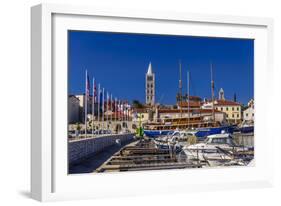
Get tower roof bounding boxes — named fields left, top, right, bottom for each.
left=147, top=62, right=153, bottom=75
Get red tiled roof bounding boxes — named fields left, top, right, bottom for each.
left=178, top=101, right=201, bottom=107
left=132, top=108, right=147, bottom=113
left=199, top=109, right=223, bottom=114
left=215, top=100, right=241, bottom=106
left=158, top=108, right=223, bottom=114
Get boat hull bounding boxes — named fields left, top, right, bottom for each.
left=144, top=125, right=235, bottom=139
left=240, top=126, right=254, bottom=133
left=143, top=130, right=171, bottom=138
left=195, top=126, right=235, bottom=140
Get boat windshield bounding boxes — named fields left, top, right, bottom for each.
left=167, top=131, right=174, bottom=136
left=204, top=136, right=236, bottom=146
left=172, top=132, right=180, bottom=137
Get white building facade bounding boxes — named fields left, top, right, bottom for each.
left=243, top=99, right=254, bottom=121
left=75, top=94, right=94, bottom=123
left=68, top=95, right=80, bottom=123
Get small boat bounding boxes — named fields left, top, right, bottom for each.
left=182, top=132, right=252, bottom=166
left=153, top=130, right=197, bottom=152
left=239, top=120, right=254, bottom=133
left=194, top=125, right=235, bottom=140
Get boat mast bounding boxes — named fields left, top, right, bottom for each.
left=187, top=70, right=190, bottom=129
left=210, top=62, right=215, bottom=123
left=179, top=60, right=182, bottom=118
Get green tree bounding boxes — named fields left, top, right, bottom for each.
left=76, top=123, right=81, bottom=131
left=132, top=100, right=144, bottom=108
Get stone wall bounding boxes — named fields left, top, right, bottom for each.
left=68, top=134, right=134, bottom=164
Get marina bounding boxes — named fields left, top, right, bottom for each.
left=68, top=60, right=255, bottom=174
left=69, top=131, right=254, bottom=173
left=67, top=31, right=255, bottom=174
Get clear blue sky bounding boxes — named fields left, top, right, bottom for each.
left=68, top=31, right=254, bottom=105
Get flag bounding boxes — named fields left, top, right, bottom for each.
left=92, top=77, right=96, bottom=119
left=102, top=88, right=105, bottom=117
left=106, top=91, right=109, bottom=121
left=97, top=84, right=100, bottom=122
left=110, top=94, right=113, bottom=122
left=85, top=70, right=90, bottom=137
left=107, top=92, right=110, bottom=108
left=115, top=98, right=117, bottom=121
left=99, top=87, right=103, bottom=110
left=93, top=78, right=97, bottom=102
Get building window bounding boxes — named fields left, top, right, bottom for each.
left=226, top=107, right=228, bottom=111
left=237, top=114, right=239, bottom=118
left=226, top=114, right=228, bottom=118
left=237, top=107, right=239, bottom=111
left=246, top=113, right=248, bottom=117
left=232, top=114, right=234, bottom=118
left=252, top=113, right=254, bottom=117
left=221, top=107, right=223, bottom=111
left=232, top=107, right=234, bottom=111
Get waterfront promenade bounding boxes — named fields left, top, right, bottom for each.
left=68, top=133, right=135, bottom=173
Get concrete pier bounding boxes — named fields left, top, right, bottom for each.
left=68, top=133, right=135, bottom=165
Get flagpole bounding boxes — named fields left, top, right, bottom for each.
left=97, top=84, right=100, bottom=131
left=121, top=101, right=124, bottom=123
left=124, top=101, right=127, bottom=123
left=106, top=91, right=109, bottom=129
left=102, top=88, right=105, bottom=131
left=126, top=103, right=128, bottom=125
left=118, top=99, right=121, bottom=122
left=85, top=70, right=88, bottom=138
left=110, top=94, right=113, bottom=123
left=92, top=77, right=95, bottom=137
left=115, top=98, right=117, bottom=122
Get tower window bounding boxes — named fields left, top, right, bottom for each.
left=147, top=76, right=153, bottom=81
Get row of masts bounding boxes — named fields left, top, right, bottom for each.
left=178, top=61, right=215, bottom=124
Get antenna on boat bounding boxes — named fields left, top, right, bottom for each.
left=210, top=62, right=215, bottom=123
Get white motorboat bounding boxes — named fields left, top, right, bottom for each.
left=182, top=132, right=248, bottom=166
left=154, top=130, right=198, bottom=152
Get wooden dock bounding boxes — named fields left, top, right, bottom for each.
left=96, top=138, right=202, bottom=172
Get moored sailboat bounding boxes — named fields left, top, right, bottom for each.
left=143, top=62, right=235, bottom=139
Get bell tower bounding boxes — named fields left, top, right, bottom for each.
left=145, top=62, right=155, bottom=105
left=219, top=88, right=225, bottom=100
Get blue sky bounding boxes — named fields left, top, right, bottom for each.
left=68, top=31, right=254, bottom=105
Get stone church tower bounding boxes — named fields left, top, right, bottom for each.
left=145, top=62, right=155, bottom=105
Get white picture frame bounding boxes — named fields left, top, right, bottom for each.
left=31, top=3, right=274, bottom=202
